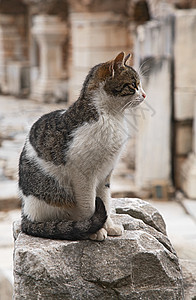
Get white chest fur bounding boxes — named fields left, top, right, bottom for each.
left=66, top=112, right=127, bottom=182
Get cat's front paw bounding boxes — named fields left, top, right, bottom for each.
left=103, top=217, right=124, bottom=236
left=89, top=228, right=107, bottom=241
left=106, top=224, right=124, bottom=236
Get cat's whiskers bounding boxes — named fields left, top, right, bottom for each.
left=126, top=98, right=144, bottom=110
left=120, top=97, right=143, bottom=112
left=138, top=57, right=153, bottom=78
left=120, top=100, right=133, bottom=112
left=139, top=67, right=151, bottom=79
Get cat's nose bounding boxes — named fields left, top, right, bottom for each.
left=142, top=92, right=146, bottom=99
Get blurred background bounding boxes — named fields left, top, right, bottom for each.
left=0, top=0, right=196, bottom=298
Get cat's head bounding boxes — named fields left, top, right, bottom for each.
left=82, top=52, right=146, bottom=113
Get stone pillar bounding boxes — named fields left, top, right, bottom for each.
left=0, top=15, right=22, bottom=93
left=174, top=10, right=196, bottom=198
left=69, top=12, right=131, bottom=102
left=134, top=13, right=174, bottom=190
left=181, top=100, right=196, bottom=199
left=31, top=15, right=67, bottom=102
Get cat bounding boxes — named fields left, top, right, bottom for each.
left=19, top=52, right=146, bottom=241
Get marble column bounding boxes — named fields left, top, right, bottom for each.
left=0, top=14, right=22, bottom=93
left=69, top=12, right=131, bottom=102
left=31, top=15, right=67, bottom=102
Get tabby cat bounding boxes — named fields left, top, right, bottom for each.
left=19, top=52, right=146, bottom=241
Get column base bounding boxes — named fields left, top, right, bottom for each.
left=181, top=153, right=196, bottom=199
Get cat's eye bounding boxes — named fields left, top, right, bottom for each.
left=132, top=82, right=137, bottom=89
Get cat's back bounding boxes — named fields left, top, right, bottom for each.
left=29, top=109, right=70, bottom=165
left=25, top=98, right=100, bottom=165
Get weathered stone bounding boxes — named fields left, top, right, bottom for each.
left=13, top=220, right=21, bottom=241
left=181, top=153, right=196, bottom=199
left=175, top=156, right=187, bottom=189
left=181, top=100, right=196, bottom=199
left=180, top=259, right=196, bottom=300
left=13, top=198, right=184, bottom=299
left=111, top=197, right=167, bottom=235
left=174, top=10, right=196, bottom=89
left=175, top=123, right=192, bottom=155
left=174, top=89, right=195, bottom=121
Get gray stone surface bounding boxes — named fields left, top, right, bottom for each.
left=112, top=198, right=167, bottom=235
left=0, top=209, right=20, bottom=300
left=13, top=198, right=184, bottom=300
left=180, top=259, right=196, bottom=300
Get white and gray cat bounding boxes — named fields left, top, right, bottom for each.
left=19, top=52, right=146, bottom=241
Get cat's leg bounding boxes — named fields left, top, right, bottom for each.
left=71, top=172, right=108, bottom=241
left=96, top=171, right=124, bottom=236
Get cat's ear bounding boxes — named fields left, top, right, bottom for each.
left=97, top=52, right=125, bottom=80
left=113, top=52, right=125, bottom=71
left=124, top=53, right=132, bottom=66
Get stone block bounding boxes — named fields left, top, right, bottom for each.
left=73, top=48, right=130, bottom=69
left=174, top=10, right=196, bottom=89
left=13, top=198, right=184, bottom=299
left=180, top=259, right=196, bottom=300
left=174, top=156, right=187, bottom=189
left=175, top=123, right=192, bottom=155
left=71, top=12, right=129, bottom=49
left=7, top=61, right=30, bottom=97
left=108, top=26, right=129, bottom=48
left=181, top=153, right=196, bottom=199
left=174, top=89, right=195, bottom=121
left=73, top=25, right=119, bottom=49
left=69, top=12, right=130, bottom=104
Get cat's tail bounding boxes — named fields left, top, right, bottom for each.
left=21, top=197, right=107, bottom=241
